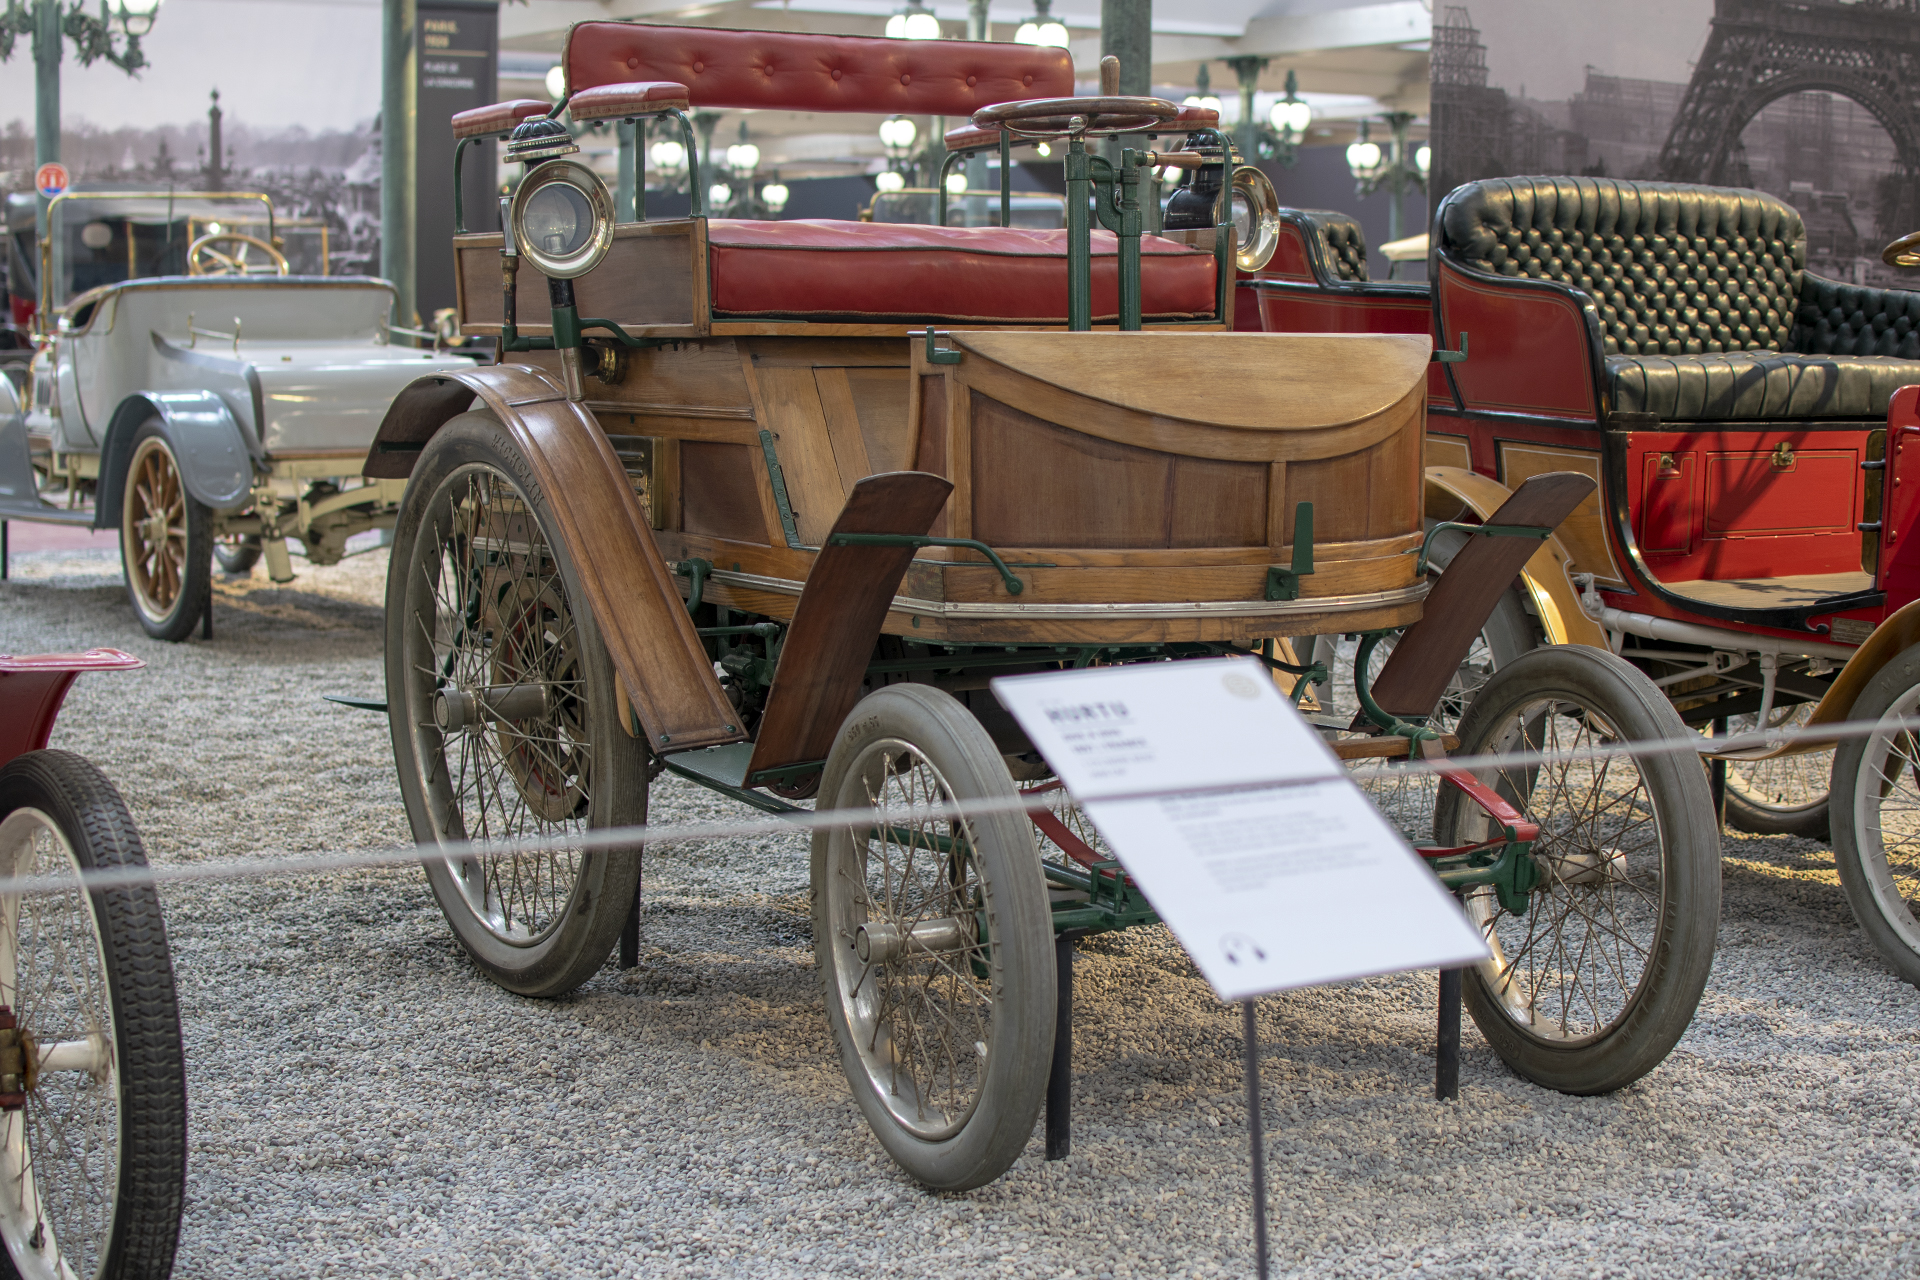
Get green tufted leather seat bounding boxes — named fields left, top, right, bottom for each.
left=1304, top=210, right=1370, bottom=282
left=1436, top=176, right=1920, bottom=420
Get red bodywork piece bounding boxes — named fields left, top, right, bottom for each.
left=0, top=650, right=144, bottom=770
left=707, top=220, right=1219, bottom=322
left=7, top=295, right=30, bottom=328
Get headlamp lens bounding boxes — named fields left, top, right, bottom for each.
left=523, top=183, right=593, bottom=258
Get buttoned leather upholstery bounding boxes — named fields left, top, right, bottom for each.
left=1309, top=211, right=1369, bottom=282
left=708, top=220, right=1217, bottom=321
left=564, top=22, right=1073, bottom=116
left=1438, top=176, right=1920, bottom=419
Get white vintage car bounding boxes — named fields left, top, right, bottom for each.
left=0, top=191, right=477, bottom=639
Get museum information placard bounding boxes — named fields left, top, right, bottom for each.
left=993, top=658, right=1489, bottom=1001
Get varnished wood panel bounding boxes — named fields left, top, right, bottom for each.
left=1367, top=399, right=1424, bottom=540
left=1425, top=434, right=1471, bottom=471
left=455, top=221, right=706, bottom=337
left=742, top=361, right=842, bottom=545
left=813, top=368, right=874, bottom=495
left=847, top=368, right=913, bottom=474
left=1498, top=442, right=1621, bottom=584
left=1286, top=447, right=1373, bottom=545
left=969, top=393, right=1268, bottom=549
left=591, top=340, right=754, bottom=412
left=914, top=374, right=950, bottom=538
left=681, top=441, right=766, bottom=542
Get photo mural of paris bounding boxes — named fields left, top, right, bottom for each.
left=1429, top=0, right=1920, bottom=289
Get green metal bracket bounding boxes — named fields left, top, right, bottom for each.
left=1432, top=834, right=1541, bottom=916
left=576, top=316, right=660, bottom=349
left=1414, top=519, right=1552, bottom=575
left=1432, top=331, right=1469, bottom=364
left=922, top=327, right=962, bottom=365
left=757, top=430, right=805, bottom=548
left=1265, top=502, right=1315, bottom=601
left=670, top=557, right=712, bottom=612
left=1351, top=629, right=1445, bottom=752
left=828, top=532, right=1025, bottom=596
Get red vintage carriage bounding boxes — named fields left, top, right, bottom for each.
left=1257, top=175, right=1920, bottom=987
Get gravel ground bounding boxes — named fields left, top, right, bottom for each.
left=4, top=546, right=1920, bottom=1279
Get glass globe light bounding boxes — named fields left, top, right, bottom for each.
left=887, top=8, right=940, bottom=39
left=545, top=65, right=567, bottom=101
left=1415, top=143, right=1431, bottom=177
left=648, top=139, right=687, bottom=175
left=1035, top=142, right=1051, bottom=157
left=726, top=140, right=761, bottom=176
left=114, top=0, right=161, bottom=34
left=1346, top=139, right=1382, bottom=176
left=709, top=182, right=733, bottom=208
left=946, top=172, right=968, bottom=195
left=761, top=180, right=790, bottom=213
left=878, top=116, right=918, bottom=151
left=1269, top=98, right=1313, bottom=139
left=875, top=170, right=906, bottom=193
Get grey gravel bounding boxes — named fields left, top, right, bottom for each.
left=4, top=547, right=1920, bottom=1279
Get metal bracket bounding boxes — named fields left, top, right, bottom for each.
left=1265, top=502, right=1315, bottom=601
left=828, top=532, right=1025, bottom=595
left=757, top=431, right=805, bottom=548
left=670, top=557, right=712, bottom=612
left=1414, top=519, right=1552, bottom=576
left=1432, top=331, right=1468, bottom=364
left=919, top=328, right=962, bottom=365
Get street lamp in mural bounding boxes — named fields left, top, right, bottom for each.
left=1346, top=112, right=1430, bottom=242
left=2, top=0, right=164, bottom=227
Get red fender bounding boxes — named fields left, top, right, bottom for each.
left=0, top=650, right=144, bottom=770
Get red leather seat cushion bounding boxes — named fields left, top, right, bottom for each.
left=707, top=220, right=1217, bottom=322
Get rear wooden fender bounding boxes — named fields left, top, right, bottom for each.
left=1422, top=465, right=1608, bottom=649
left=366, top=367, right=744, bottom=753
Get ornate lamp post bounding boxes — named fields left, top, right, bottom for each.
left=724, top=122, right=761, bottom=217
left=648, top=135, right=688, bottom=195
left=1346, top=111, right=1427, bottom=242
left=878, top=114, right=918, bottom=188
left=760, top=174, right=789, bottom=217
left=1, top=0, right=163, bottom=234
left=1014, top=0, right=1068, bottom=47
left=884, top=1, right=940, bottom=40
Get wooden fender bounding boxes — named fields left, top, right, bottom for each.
left=1422, top=465, right=1609, bottom=650
left=1802, top=598, right=1920, bottom=734
left=367, top=366, right=744, bottom=754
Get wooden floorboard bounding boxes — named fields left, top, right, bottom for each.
left=1661, top=571, right=1874, bottom=609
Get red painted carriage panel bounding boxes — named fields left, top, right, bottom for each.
left=1703, top=450, right=1857, bottom=537
left=1638, top=452, right=1693, bottom=555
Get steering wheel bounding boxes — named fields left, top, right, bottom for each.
left=1884, top=230, right=1920, bottom=269
left=187, top=232, right=290, bottom=277
left=971, top=95, right=1180, bottom=140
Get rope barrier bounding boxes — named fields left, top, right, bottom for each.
left=6, top=711, right=1912, bottom=898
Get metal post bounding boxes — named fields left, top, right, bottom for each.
left=1117, top=149, right=1143, bottom=330
left=1243, top=999, right=1270, bottom=1280
left=1709, top=716, right=1728, bottom=825
left=1045, top=932, right=1076, bottom=1159
left=1, top=520, right=8, bottom=580
left=382, top=0, right=418, bottom=331
left=619, top=864, right=642, bottom=969
left=1100, top=0, right=1151, bottom=95
left=33, top=0, right=59, bottom=242
left=1224, top=56, right=1268, bottom=166
left=694, top=112, right=720, bottom=217
left=1065, top=136, right=1092, bottom=331
left=617, top=120, right=638, bottom=222
left=1436, top=967, right=1461, bottom=1100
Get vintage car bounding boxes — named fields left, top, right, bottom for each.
left=1255, top=176, right=1920, bottom=988
left=357, top=23, right=1724, bottom=1194
left=0, top=190, right=477, bottom=640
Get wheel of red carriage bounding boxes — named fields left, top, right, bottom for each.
left=1828, top=643, right=1920, bottom=985
left=385, top=411, right=646, bottom=997
left=0, top=750, right=186, bottom=1280
left=1435, top=646, right=1722, bottom=1094
left=811, top=684, right=1055, bottom=1191
left=1721, top=704, right=1831, bottom=841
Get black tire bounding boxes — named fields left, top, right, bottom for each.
left=0, top=750, right=185, bottom=1280
left=1722, top=703, right=1831, bottom=840
left=211, top=534, right=261, bottom=576
left=1435, top=645, right=1721, bottom=1094
left=119, top=420, right=211, bottom=642
left=812, top=684, right=1055, bottom=1191
left=385, top=411, right=646, bottom=998
left=1829, top=643, right=1920, bottom=985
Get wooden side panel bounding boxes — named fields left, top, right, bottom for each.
left=1367, top=391, right=1424, bottom=540
left=1286, top=448, right=1373, bottom=544
left=1426, top=433, right=1472, bottom=471
left=681, top=441, right=767, bottom=542
left=744, top=363, right=843, bottom=545
left=1498, top=442, right=1620, bottom=584
left=847, top=368, right=913, bottom=474
left=814, top=368, right=874, bottom=493
left=969, top=393, right=1269, bottom=549
left=455, top=222, right=706, bottom=336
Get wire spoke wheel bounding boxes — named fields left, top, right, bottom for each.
left=1831, top=645, right=1920, bottom=984
left=118, top=424, right=209, bottom=643
left=1437, top=646, right=1720, bottom=1094
left=1722, top=702, right=1831, bottom=839
left=0, top=752, right=184, bottom=1280
left=386, top=412, right=643, bottom=997
left=814, top=685, right=1052, bottom=1191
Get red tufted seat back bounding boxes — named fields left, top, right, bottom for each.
left=563, top=23, right=1074, bottom=116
